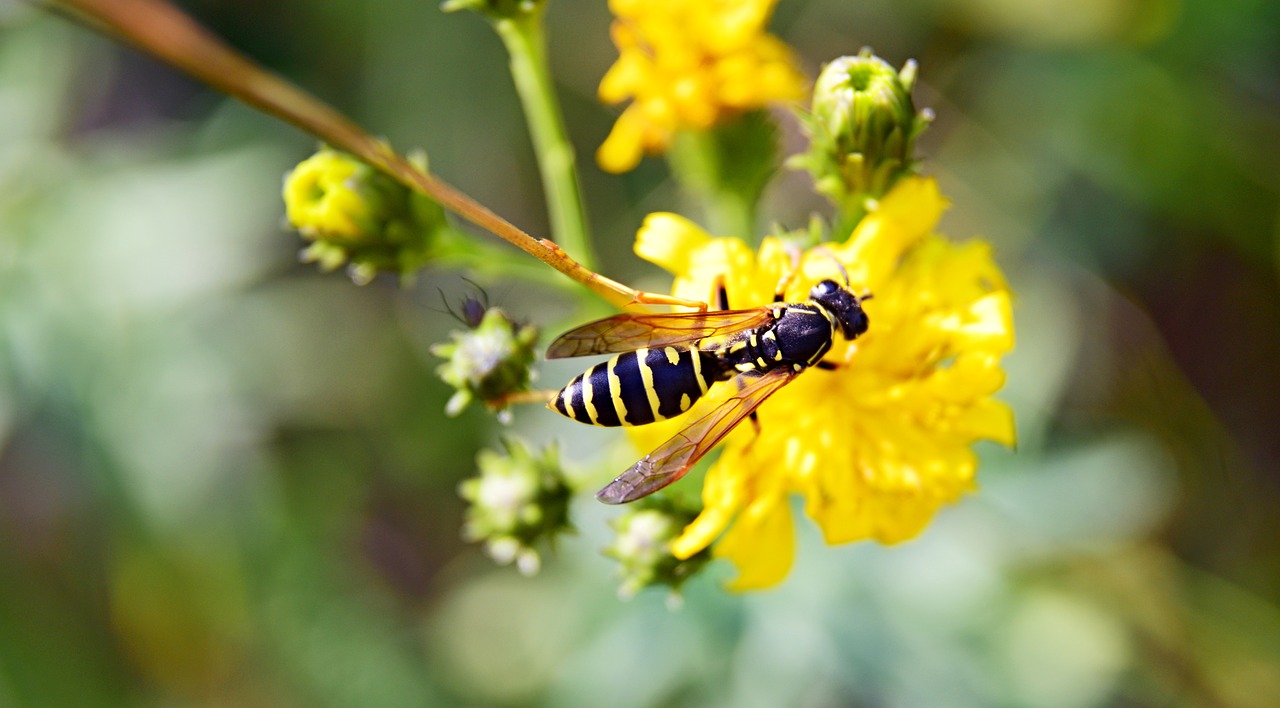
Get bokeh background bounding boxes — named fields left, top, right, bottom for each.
left=2, top=0, right=1279, bottom=705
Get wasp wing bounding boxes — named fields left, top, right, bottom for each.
left=595, top=367, right=800, bottom=504
left=545, top=308, right=773, bottom=359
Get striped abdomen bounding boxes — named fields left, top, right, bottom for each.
left=552, top=347, right=725, bottom=427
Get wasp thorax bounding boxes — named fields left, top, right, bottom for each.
left=809, top=279, right=870, bottom=340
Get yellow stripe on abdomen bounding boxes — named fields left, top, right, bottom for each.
left=580, top=370, right=599, bottom=424
left=608, top=360, right=629, bottom=424
left=635, top=347, right=663, bottom=422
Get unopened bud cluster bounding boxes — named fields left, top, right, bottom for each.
left=604, top=497, right=710, bottom=600
left=794, top=49, right=932, bottom=221
left=431, top=306, right=538, bottom=419
left=283, top=147, right=446, bottom=284
left=459, top=438, right=572, bottom=576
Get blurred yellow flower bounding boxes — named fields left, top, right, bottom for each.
left=632, top=176, right=1016, bottom=590
left=283, top=149, right=373, bottom=242
left=596, top=0, right=807, bottom=173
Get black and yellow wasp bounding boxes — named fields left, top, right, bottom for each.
left=546, top=274, right=871, bottom=504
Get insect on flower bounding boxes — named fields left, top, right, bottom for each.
left=547, top=264, right=871, bottom=504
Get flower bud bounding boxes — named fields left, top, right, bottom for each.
left=604, top=497, right=711, bottom=600
left=431, top=306, right=538, bottom=418
left=459, top=438, right=572, bottom=575
left=283, top=147, right=447, bottom=284
left=795, top=49, right=933, bottom=221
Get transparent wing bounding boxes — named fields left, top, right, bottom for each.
left=545, top=308, right=773, bottom=359
left=595, top=367, right=799, bottom=504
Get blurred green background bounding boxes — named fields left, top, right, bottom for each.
left=2, top=0, right=1279, bottom=705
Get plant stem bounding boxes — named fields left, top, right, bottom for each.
left=492, top=10, right=595, bottom=270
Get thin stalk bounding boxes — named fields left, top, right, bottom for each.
left=492, top=10, right=595, bottom=270
left=47, top=0, right=647, bottom=308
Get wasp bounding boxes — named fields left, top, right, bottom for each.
left=546, top=271, right=871, bottom=504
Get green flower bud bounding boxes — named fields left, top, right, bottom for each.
left=604, top=497, right=711, bottom=601
left=794, top=49, right=933, bottom=225
left=459, top=438, right=572, bottom=575
left=283, top=146, right=447, bottom=284
left=431, top=307, right=538, bottom=419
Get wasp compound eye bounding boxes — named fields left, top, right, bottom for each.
left=810, top=279, right=841, bottom=299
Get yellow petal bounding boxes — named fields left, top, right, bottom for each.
left=716, top=492, right=795, bottom=591
left=598, top=51, right=647, bottom=104
left=634, top=213, right=713, bottom=274
left=952, top=398, right=1017, bottom=447
left=863, top=493, right=939, bottom=544
left=811, top=498, right=867, bottom=545
left=942, top=240, right=1010, bottom=293
left=671, top=455, right=744, bottom=559
left=929, top=291, right=1015, bottom=353
left=804, top=473, right=863, bottom=545
left=608, top=0, right=645, bottom=19
left=699, top=0, right=774, bottom=53
left=835, top=177, right=948, bottom=288
left=876, top=176, right=949, bottom=239
left=596, top=110, right=647, bottom=174
left=921, top=353, right=1009, bottom=402
left=672, top=237, right=760, bottom=305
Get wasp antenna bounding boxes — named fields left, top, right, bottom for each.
left=813, top=247, right=851, bottom=286
left=437, top=287, right=464, bottom=322
left=459, top=276, right=490, bottom=309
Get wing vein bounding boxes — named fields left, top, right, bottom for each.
left=595, top=367, right=799, bottom=503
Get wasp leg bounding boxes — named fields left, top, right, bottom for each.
left=712, top=275, right=730, bottom=311
left=739, top=409, right=763, bottom=455
left=538, top=241, right=708, bottom=311
left=816, top=361, right=841, bottom=371
left=632, top=290, right=709, bottom=311
left=773, top=248, right=804, bottom=302
left=731, top=369, right=764, bottom=438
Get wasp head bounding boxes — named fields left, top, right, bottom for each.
left=809, top=279, right=870, bottom=340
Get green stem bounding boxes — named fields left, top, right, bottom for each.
left=493, top=11, right=595, bottom=270
left=670, top=129, right=758, bottom=241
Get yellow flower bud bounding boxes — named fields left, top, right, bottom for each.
left=283, top=150, right=379, bottom=242
left=282, top=147, right=447, bottom=283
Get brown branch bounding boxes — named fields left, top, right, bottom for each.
left=47, top=0, right=654, bottom=308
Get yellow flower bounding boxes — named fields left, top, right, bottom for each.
left=632, top=176, right=1016, bottom=590
left=596, top=0, right=807, bottom=173
left=283, top=149, right=376, bottom=242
